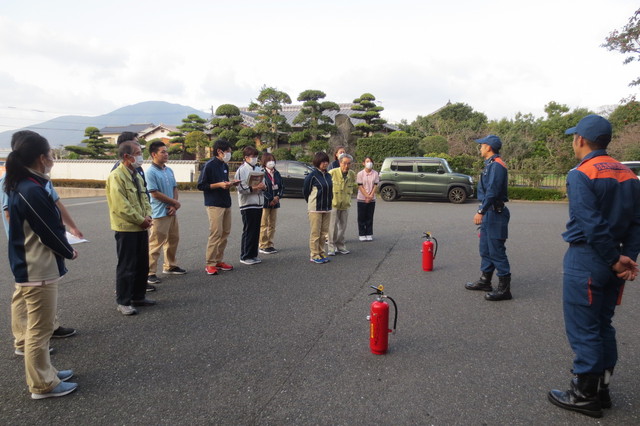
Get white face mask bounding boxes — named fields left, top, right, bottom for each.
left=222, top=152, right=232, bottom=163
left=365, top=162, right=373, bottom=170
left=248, top=157, right=258, bottom=166
left=133, top=155, right=144, bottom=168
left=266, top=161, right=275, bottom=169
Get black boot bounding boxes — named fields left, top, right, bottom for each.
left=599, top=369, right=613, bottom=409
left=465, top=271, right=493, bottom=291
left=548, top=374, right=603, bottom=418
left=485, top=274, right=512, bottom=301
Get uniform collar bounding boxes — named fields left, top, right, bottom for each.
left=484, top=154, right=500, bottom=165
left=579, top=149, right=608, bottom=166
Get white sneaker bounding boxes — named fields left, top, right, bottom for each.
left=117, top=305, right=138, bottom=316
left=337, top=248, right=350, bottom=254
left=240, top=258, right=258, bottom=265
left=359, top=236, right=367, bottom=241
left=366, top=235, right=373, bottom=241
left=327, top=251, right=336, bottom=256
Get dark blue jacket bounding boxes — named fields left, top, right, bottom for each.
left=8, top=173, right=74, bottom=282
left=477, top=154, right=509, bottom=213
left=562, top=150, right=640, bottom=265
left=263, top=169, right=284, bottom=209
left=303, top=168, right=333, bottom=212
left=198, top=157, right=232, bottom=208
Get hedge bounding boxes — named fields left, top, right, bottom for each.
left=355, top=136, right=420, bottom=164
left=508, top=186, right=565, bottom=201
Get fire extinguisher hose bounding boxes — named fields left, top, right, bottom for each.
left=431, top=237, right=438, bottom=259
left=385, top=296, right=398, bottom=332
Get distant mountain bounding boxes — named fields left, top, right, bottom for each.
left=0, top=101, right=208, bottom=148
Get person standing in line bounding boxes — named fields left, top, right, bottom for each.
left=327, top=146, right=346, bottom=171
left=356, top=156, right=379, bottom=241
left=303, top=152, right=333, bottom=264
left=197, top=139, right=239, bottom=275
left=258, top=152, right=284, bottom=255
left=106, top=141, right=156, bottom=316
left=2, top=131, right=78, bottom=348
left=328, top=153, right=356, bottom=256
left=235, top=146, right=266, bottom=265
left=464, top=135, right=512, bottom=301
left=4, top=131, right=78, bottom=399
left=548, top=115, right=640, bottom=418
left=145, top=141, right=186, bottom=285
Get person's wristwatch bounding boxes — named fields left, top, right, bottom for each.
left=477, top=209, right=484, bottom=215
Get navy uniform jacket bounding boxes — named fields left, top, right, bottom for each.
left=302, top=168, right=333, bottom=212
left=562, top=150, right=640, bottom=266
left=197, top=157, right=232, bottom=208
left=262, top=169, right=284, bottom=209
left=477, top=154, right=509, bottom=214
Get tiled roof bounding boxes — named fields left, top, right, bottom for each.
left=100, top=123, right=155, bottom=134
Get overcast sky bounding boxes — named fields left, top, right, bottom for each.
left=1, top=0, right=638, bottom=132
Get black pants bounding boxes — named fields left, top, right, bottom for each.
left=115, top=231, right=149, bottom=305
left=357, top=201, right=376, bottom=236
left=241, top=209, right=262, bottom=260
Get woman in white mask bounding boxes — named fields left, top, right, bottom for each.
left=235, top=146, right=266, bottom=265
left=356, top=157, right=380, bottom=241
left=258, top=153, right=284, bottom=254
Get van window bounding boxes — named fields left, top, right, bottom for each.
left=417, top=162, right=441, bottom=174
left=391, top=161, right=413, bottom=172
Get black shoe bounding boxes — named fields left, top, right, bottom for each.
left=147, top=275, right=161, bottom=284
left=52, top=326, right=77, bottom=338
left=465, top=271, right=493, bottom=291
left=485, top=274, right=512, bottom=301
left=132, top=298, right=157, bottom=307
left=548, top=374, right=603, bottom=418
left=163, top=266, right=187, bottom=275
left=146, top=284, right=157, bottom=292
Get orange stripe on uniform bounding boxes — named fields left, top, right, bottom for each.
left=578, top=156, right=638, bottom=182
left=494, top=158, right=507, bottom=169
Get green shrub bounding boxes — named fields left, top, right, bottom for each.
left=52, top=179, right=105, bottom=188
left=355, top=136, right=420, bottom=164
left=508, top=186, right=565, bottom=201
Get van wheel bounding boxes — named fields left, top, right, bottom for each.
left=448, top=187, right=467, bottom=204
left=380, top=186, right=397, bottom=201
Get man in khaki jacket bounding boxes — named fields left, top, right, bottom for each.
left=106, top=141, right=155, bottom=315
left=328, top=154, right=356, bottom=255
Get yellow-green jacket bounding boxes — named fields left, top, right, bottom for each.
left=329, top=168, right=356, bottom=210
left=106, top=163, right=152, bottom=232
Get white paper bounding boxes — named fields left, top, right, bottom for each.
left=66, top=231, right=89, bottom=245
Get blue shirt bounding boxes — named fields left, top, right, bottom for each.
left=146, top=162, right=177, bottom=219
left=197, top=157, right=232, bottom=208
left=477, top=154, right=508, bottom=213
left=562, top=150, right=640, bottom=265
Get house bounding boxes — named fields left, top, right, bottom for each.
left=138, top=124, right=179, bottom=144
left=100, top=123, right=155, bottom=144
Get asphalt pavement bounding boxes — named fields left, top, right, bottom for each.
left=0, top=193, right=638, bottom=425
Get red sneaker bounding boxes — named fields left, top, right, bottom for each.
left=216, top=262, right=233, bottom=271
left=205, top=266, right=219, bottom=275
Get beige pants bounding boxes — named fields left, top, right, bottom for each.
left=12, top=283, right=60, bottom=394
left=148, top=214, right=180, bottom=274
left=206, top=206, right=232, bottom=265
left=308, top=212, right=330, bottom=259
left=259, top=208, right=278, bottom=249
left=328, top=209, right=349, bottom=252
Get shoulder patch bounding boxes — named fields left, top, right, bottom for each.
left=577, top=156, right=637, bottom=182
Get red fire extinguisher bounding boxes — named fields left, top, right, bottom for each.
left=422, top=232, right=438, bottom=271
left=367, top=285, right=398, bottom=355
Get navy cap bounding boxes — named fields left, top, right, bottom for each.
left=565, top=114, right=612, bottom=141
left=475, top=135, right=502, bottom=152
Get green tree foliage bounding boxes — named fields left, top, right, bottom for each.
left=355, top=136, right=420, bottom=164
left=65, top=126, right=112, bottom=159
left=351, top=93, right=386, bottom=138
left=603, top=8, right=640, bottom=86
left=291, top=90, right=340, bottom=149
left=248, top=86, right=292, bottom=149
left=211, top=104, right=248, bottom=147
left=420, top=135, right=449, bottom=155
left=609, top=100, right=640, bottom=130
left=169, top=114, right=208, bottom=159
left=271, top=147, right=295, bottom=161
left=184, top=130, right=209, bottom=162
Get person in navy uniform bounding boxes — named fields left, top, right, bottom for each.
left=548, top=115, right=640, bottom=418
left=465, top=135, right=512, bottom=301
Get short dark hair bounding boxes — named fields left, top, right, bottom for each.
left=213, top=139, right=231, bottom=157
left=118, top=141, right=139, bottom=159
left=587, top=134, right=613, bottom=150
left=243, top=146, right=259, bottom=158
left=260, top=152, right=275, bottom=165
left=312, top=151, right=330, bottom=168
left=117, top=132, right=138, bottom=145
left=149, top=141, right=167, bottom=155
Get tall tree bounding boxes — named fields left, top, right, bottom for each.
left=290, top=90, right=340, bottom=153
left=184, top=130, right=209, bottom=162
left=65, top=126, right=112, bottom=159
left=169, top=114, right=208, bottom=159
left=210, top=104, right=245, bottom=147
left=350, top=93, right=386, bottom=138
left=248, top=86, right=292, bottom=149
left=603, top=8, right=640, bottom=86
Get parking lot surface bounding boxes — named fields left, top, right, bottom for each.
left=0, top=193, right=638, bottom=425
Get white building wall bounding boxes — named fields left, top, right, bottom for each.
left=50, top=160, right=200, bottom=182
